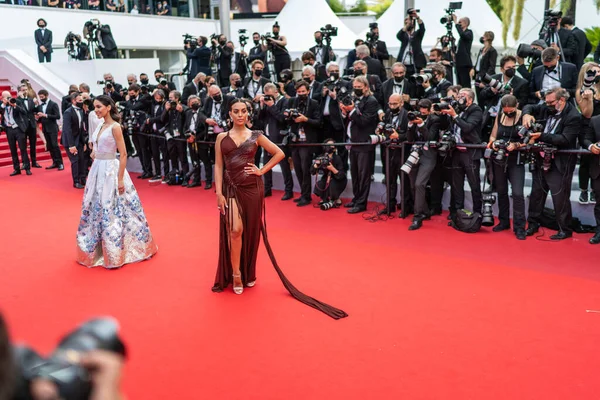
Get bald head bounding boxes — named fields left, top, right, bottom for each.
left=208, top=85, right=222, bottom=96
left=389, top=93, right=403, bottom=104
left=2, top=91, right=11, bottom=99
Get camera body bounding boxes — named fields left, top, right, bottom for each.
left=285, top=108, right=300, bottom=122
left=433, top=99, right=459, bottom=112
left=528, top=142, right=558, bottom=171
left=320, top=24, right=338, bottom=45
left=238, top=29, right=248, bottom=48
left=516, top=43, right=542, bottom=60
left=183, top=33, right=198, bottom=48
left=517, top=123, right=543, bottom=144
left=407, top=111, right=421, bottom=122
left=434, top=131, right=456, bottom=156
left=440, top=1, right=463, bottom=26
left=337, top=86, right=354, bottom=106
left=313, top=154, right=331, bottom=172
left=377, top=121, right=395, bottom=137
left=492, top=139, right=508, bottom=161
left=261, top=32, right=273, bottom=41
left=477, top=73, right=504, bottom=91
left=544, top=9, right=562, bottom=28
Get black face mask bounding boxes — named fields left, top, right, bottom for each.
left=390, top=107, right=400, bottom=114
left=213, top=95, right=222, bottom=103
left=219, top=40, right=226, bottom=46
left=505, top=68, right=516, bottom=78
left=191, top=103, right=201, bottom=110
left=254, top=69, right=263, bottom=77
left=315, top=38, right=323, bottom=45
left=254, top=39, right=260, bottom=45
left=297, top=94, right=308, bottom=102
left=505, top=111, right=516, bottom=118
left=75, top=101, right=84, bottom=108
left=233, top=80, right=242, bottom=88
left=479, top=37, right=485, bottom=44
left=429, top=58, right=437, bottom=63
left=353, top=69, right=364, bottom=77
left=326, top=146, right=335, bottom=154
left=330, top=72, right=340, bottom=80
left=546, top=103, right=558, bottom=115
left=354, top=88, right=364, bottom=97
left=303, top=77, right=312, bottom=84
left=394, top=76, right=404, bottom=83
left=140, top=79, right=149, bottom=85
left=272, top=32, right=279, bottom=38
left=39, top=25, right=45, bottom=29
left=155, top=76, right=163, bottom=82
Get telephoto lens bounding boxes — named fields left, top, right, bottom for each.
left=481, top=194, right=496, bottom=227
left=401, top=145, right=422, bottom=174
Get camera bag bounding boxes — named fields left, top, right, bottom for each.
left=449, top=209, right=483, bottom=233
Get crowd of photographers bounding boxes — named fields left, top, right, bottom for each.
left=5, top=6, right=600, bottom=245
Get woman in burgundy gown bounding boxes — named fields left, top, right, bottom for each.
left=211, top=99, right=347, bottom=320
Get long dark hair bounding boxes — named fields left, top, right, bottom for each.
left=0, top=312, right=15, bottom=400
left=94, top=95, right=121, bottom=123
left=228, top=97, right=253, bottom=128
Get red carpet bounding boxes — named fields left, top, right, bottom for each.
left=1, top=162, right=600, bottom=399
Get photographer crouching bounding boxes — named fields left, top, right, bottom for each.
left=523, top=87, right=580, bottom=240
left=311, top=139, right=348, bottom=210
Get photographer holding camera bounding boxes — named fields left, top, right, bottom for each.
left=583, top=113, right=600, bottom=244
left=309, top=30, right=336, bottom=82
left=530, top=47, right=578, bottom=103
left=1, top=92, right=30, bottom=177
left=486, top=95, right=527, bottom=240
left=397, top=8, right=426, bottom=76
left=341, top=76, right=380, bottom=214
left=146, top=89, right=168, bottom=182
left=516, top=39, right=546, bottom=82
left=522, top=87, right=580, bottom=240
left=183, top=95, right=211, bottom=189
left=265, top=22, right=291, bottom=81
left=186, top=36, right=212, bottom=82
left=421, top=63, right=452, bottom=102
left=321, top=62, right=352, bottom=168
left=479, top=55, right=529, bottom=110
left=284, top=81, right=321, bottom=207
left=441, top=88, right=483, bottom=218
left=365, top=22, right=389, bottom=64
left=247, top=32, right=270, bottom=80
left=575, top=62, right=600, bottom=205
left=124, top=84, right=152, bottom=179
left=84, top=19, right=118, bottom=59
left=203, top=85, right=231, bottom=168
left=161, top=90, right=189, bottom=181
left=453, top=15, right=473, bottom=88
left=311, top=139, right=348, bottom=211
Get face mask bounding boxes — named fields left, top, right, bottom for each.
left=75, top=101, right=84, bottom=108
left=191, top=103, right=200, bottom=110
left=354, top=88, right=364, bottom=97
left=303, top=63, right=311, bottom=67
left=219, top=40, right=226, bottom=46
left=546, top=103, right=558, bottom=115
left=505, top=68, right=516, bottom=78
left=39, top=25, right=45, bottom=29
left=272, top=32, right=279, bottom=37
left=303, top=77, right=312, bottom=84
left=326, top=146, right=335, bottom=154
left=429, top=58, right=436, bottom=63
left=254, top=39, right=260, bottom=45
left=128, top=82, right=134, bottom=86
left=330, top=72, right=340, bottom=80
left=297, top=94, right=308, bottom=101
left=394, top=76, right=404, bottom=83
left=315, top=38, right=323, bottom=45
left=254, top=69, right=263, bottom=77
left=479, top=37, right=485, bottom=44
left=505, top=111, right=516, bottom=118
left=353, top=69, right=363, bottom=77
left=390, top=107, right=400, bottom=114
left=140, top=79, right=149, bottom=85
left=233, top=80, right=242, bottom=88
left=213, top=95, right=222, bottom=103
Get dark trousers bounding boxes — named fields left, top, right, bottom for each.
left=167, top=138, right=189, bottom=175
left=292, top=146, right=314, bottom=201
left=6, top=127, right=29, bottom=170
left=528, top=162, right=576, bottom=234
left=451, top=150, right=482, bottom=213
left=350, top=149, right=374, bottom=208
left=189, top=143, right=212, bottom=183
left=430, top=154, right=455, bottom=213
left=132, top=132, right=151, bottom=175
left=100, top=48, right=118, bottom=59
left=24, top=126, right=37, bottom=165
left=386, top=148, right=404, bottom=209
left=492, top=155, right=526, bottom=231
left=592, top=175, right=600, bottom=229
left=579, top=154, right=592, bottom=190
left=456, top=66, right=472, bottom=89
left=254, top=145, right=262, bottom=167
left=43, top=131, right=62, bottom=165
left=38, top=50, right=51, bottom=63
left=157, top=136, right=170, bottom=175
left=264, top=146, right=293, bottom=194
left=314, top=174, right=347, bottom=201
left=66, top=143, right=85, bottom=185
left=148, top=135, right=162, bottom=176
left=409, top=151, right=437, bottom=216
left=273, top=56, right=291, bottom=81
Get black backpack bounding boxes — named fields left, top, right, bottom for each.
left=449, top=209, right=483, bottom=233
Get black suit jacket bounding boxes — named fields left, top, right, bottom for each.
left=556, top=28, right=578, bottom=65
left=98, top=25, right=117, bottom=51
left=479, top=74, right=529, bottom=109
left=346, top=49, right=358, bottom=75
left=61, top=106, right=84, bottom=148
left=247, top=45, right=270, bottom=79
left=529, top=62, right=578, bottom=99
left=455, top=25, right=473, bottom=67
left=286, top=97, right=321, bottom=143
left=370, top=40, right=389, bottom=62
left=35, top=28, right=53, bottom=54
left=523, top=102, right=580, bottom=174
left=382, top=108, right=409, bottom=143
left=260, top=96, right=289, bottom=144
left=583, top=114, right=600, bottom=179
left=187, top=46, right=212, bottom=77
left=243, top=77, right=270, bottom=98
left=364, top=56, right=386, bottom=82
left=381, top=78, right=421, bottom=110
left=16, top=97, right=37, bottom=130
left=346, top=95, right=380, bottom=151
left=0, top=102, right=28, bottom=132
left=309, top=44, right=335, bottom=82
left=396, top=21, right=426, bottom=71
left=407, top=113, right=448, bottom=142
left=308, top=81, right=323, bottom=105
left=572, top=27, right=592, bottom=69
left=222, top=86, right=245, bottom=99
left=454, top=103, right=483, bottom=145
left=36, top=100, right=60, bottom=134
left=474, top=47, right=497, bottom=75
left=183, top=108, right=208, bottom=140
left=181, top=81, right=203, bottom=105
left=201, top=96, right=232, bottom=124
left=320, top=79, right=352, bottom=131
left=424, top=79, right=452, bottom=103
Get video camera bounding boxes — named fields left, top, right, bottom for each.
left=238, top=29, right=249, bottom=48
left=320, top=24, right=338, bottom=45
left=83, top=19, right=100, bottom=42
left=544, top=9, right=562, bottom=29
left=365, top=22, right=379, bottom=47
left=11, top=317, right=126, bottom=400
left=440, top=1, right=462, bottom=26
left=183, top=33, right=197, bottom=48
left=581, top=69, right=600, bottom=94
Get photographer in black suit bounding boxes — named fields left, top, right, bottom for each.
left=202, top=85, right=231, bottom=168
left=523, top=87, right=580, bottom=240
left=321, top=62, right=352, bottom=169
left=247, top=32, right=270, bottom=80
left=181, top=72, right=206, bottom=104
left=366, top=23, right=389, bottom=63
left=36, top=89, right=63, bottom=170
left=453, top=15, right=473, bottom=88
left=85, top=20, right=118, bottom=59
left=61, top=92, right=86, bottom=188
left=397, top=9, right=426, bottom=76
left=146, top=90, right=167, bottom=181
left=301, top=65, right=323, bottom=106
left=266, top=22, right=291, bottom=81
left=161, top=90, right=189, bottom=180
left=441, top=88, right=483, bottom=216
left=184, top=95, right=212, bottom=189
left=340, top=76, right=380, bottom=214
left=422, top=64, right=452, bottom=102
left=222, top=73, right=244, bottom=99
left=34, top=18, right=52, bottom=63
left=186, top=36, right=212, bottom=81
left=311, top=139, right=348, bottom=210
left=560, top=17, right=592, bottom=70
left=309, top=32, right=336, bottom=82
left=381, top=62, right=419, bottom=111
left=583, top=114, right=600, bottom=244
left=124, top=84, right=152, bottom=178
left=16, top=84, right=41, bottom=169
left=1, top=91, right=30, bottom=176
left=259, top=83, right=291, bottom=199
left=285, top=81, right=321, bottom=207
left=530, top=47, right=578, bottom=102
left=479, top=55, right=529, bottom=110
left=356, top=44, right=386, bottom=83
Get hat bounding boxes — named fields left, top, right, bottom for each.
left=530, top=39, right=548, bottom=49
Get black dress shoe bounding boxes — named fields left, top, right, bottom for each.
left=46, top=164, right=57, bottom=169
left=344, top=201, right=355, bottom=208
left=264, top=190, right=272, bottom=197
left=204, top=183, right=212, bottom=190
left=408, top=219, right=423, bottom=231
left=9, top=170, right=21, bottom=176
left=590, top=232, right=600, bottom=245
left=550, top=231, right=572, bottom=241
left=58, top=164, right=64, bottom=171
left=25, top=170, right=32, bottom=176
left=33, top=163, right=42, bottom=168
left=187, top=181, right=200, bottom=188
left=297, top=199, right=311, bottom=207
left=181, top=181, right=189, bottom=187
left=73, top=183, right=84, bottom=189
left=281, top=192, right=293, bottom=201
left=526, top=223, right=540, bottom=237
left=492, top=223, right=511, bottom=232
left=347, top=206, right=366, bottom=214
left=515, top=230, right=526, bottom=240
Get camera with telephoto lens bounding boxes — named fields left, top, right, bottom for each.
left=261, top=32, right=273, bottom=41
left=284, top=108, right=300, bottom=122
left=517, top=43, right=542, bottom=60
left=238, top=29, right=248, bottom=48
left=320, top=24, right=338, bottom=45
left=581, top=69, right=600, bottom=94
left=401, top=145, right=423, bottom=174
left=517, top=123, right=544, bottom=144
left=377, top=121, right=395, bottom=137
left=313, top=154, right=331, bottom=172
left=337, top=86, right=353, bottom=106
left=491, top=139, right=508, bottom=161
left=97, top=80, right=113, bottom=90
left=481, top=193, right=496, bottom=227
left=11, top=317, right=126, bottom=400
left=183, top=33, right=197, bottom=48
left=434, top=131, right=456, bottom=156
left=477, top=73, right=504, bottom=91
left=433, top=99, right=459, bottom=112
left=528, top=142, right=558, bottom=172
left=409, top=69, right=433, bottom=85
left=407, top=111, right=422, bottom=121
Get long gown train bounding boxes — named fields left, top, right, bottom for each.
left=211, top=130, right=347, bottom=320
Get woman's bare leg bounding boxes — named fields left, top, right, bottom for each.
left=228, top=199, right=244, bottom=291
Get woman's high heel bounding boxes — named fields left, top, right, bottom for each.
left=232, top=272, right=243, bottom=295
